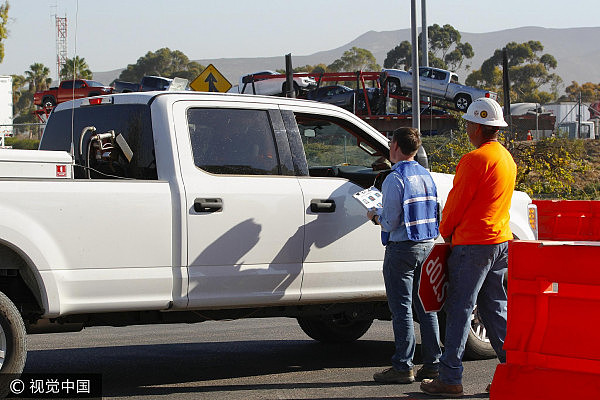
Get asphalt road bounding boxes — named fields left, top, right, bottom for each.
left=23, top=318, right=499, bottom=400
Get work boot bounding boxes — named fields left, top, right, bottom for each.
left=415, top=365, right=439, bottom=381
left=420, top=378, right=464, bottom=397
left=373, top=367, right=415, bottom=384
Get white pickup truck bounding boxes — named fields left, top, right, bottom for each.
left=0, top=92, right=536, bottom=377
left=231, top=71, right=317, bottom=96
left=382, top=67, right=497, bottom=112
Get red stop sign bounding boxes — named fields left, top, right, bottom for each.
left=418, top=243, right=451, bottom=312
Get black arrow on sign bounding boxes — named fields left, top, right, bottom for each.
left=205, top=73, right=218, bottom=92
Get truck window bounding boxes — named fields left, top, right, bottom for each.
left=432, top=71, right=447, bottom=81
left=40, top=104, right=157, bottom=180
left=187, top=108, right=280, bottom=176
left=61, top=81, right=73, bottom=89
left=294, top=112, right=384, bottom=166
left=285, top=112, right=387, bottom=187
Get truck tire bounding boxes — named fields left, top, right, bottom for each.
left=436, top=304, right=499, bottom=360
left=0, top=291, right=27, bottom=375
left=463, top=306, right=496, bottom=359
left=454, top=94, right=471, bottom=112
left=297, top=315, right=373, bottom=343
left=42, top=97, right=56, bottom=109
left=385, top=78, right=402, bottom=95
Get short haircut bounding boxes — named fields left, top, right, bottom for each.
left=392, top=127, right=421, bottom=156
left=480, top=124, right=500, bottom=140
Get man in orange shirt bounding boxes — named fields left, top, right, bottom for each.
left=421, top=98, right=516, bottom=398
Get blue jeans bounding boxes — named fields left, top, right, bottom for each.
left=383, top=241, right=441, bottom=371
left=439, top=242, right=508, bottom=385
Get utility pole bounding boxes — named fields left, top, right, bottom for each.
left=421, top=0, right=429, bottom=107
left=410, top=0, right=420, bottom=132
left=578, top=91, right=582, bottom=138
left=411, top=0, right=428, bottom=169
left=421, top=0, right=428, bottom=68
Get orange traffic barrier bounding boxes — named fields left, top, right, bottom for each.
left=533, top=200, right=600, bottom=241
left=491, top=240, right=600, bottom=399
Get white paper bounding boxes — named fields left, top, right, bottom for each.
left=352, top=186, right=383, bottom=211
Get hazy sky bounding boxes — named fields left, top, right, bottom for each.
left=2, top=0, right=598, bottom=80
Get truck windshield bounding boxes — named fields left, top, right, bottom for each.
left=87, top=81, right=106, bottom=87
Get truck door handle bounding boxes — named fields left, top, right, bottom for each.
left=310, top=199, right=336, bottom=213
left=194, top=198, right=223, bottom=213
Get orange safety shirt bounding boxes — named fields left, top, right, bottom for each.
left=440, top=141, right=516, bottom=245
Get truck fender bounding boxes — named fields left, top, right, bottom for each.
left=0, top=207, right=66, bottom=317
left=509, top=191, right=537, bottom=241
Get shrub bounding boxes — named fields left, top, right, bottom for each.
left=5, top=137, right=40, bottom=150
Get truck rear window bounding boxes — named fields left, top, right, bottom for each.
left=40, top=104, right=157, bottom=180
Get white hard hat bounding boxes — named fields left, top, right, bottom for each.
left=462, top=97, right=508, bottom=127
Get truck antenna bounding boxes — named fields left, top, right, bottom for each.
left=68, top=0, right=80, bottom=165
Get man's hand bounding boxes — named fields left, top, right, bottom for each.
left=367, top=209, right=379, bottom=225
left=443, top=236, right=452, bottom=244
left=367, top=209, right=376, bottom=220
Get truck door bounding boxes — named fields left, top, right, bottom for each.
left=419, top=68, right=446, bottom=98
left=172, top=101, right=305, bottom=308
left=57, top=80, right=73, bottom=104
left=280, top=108, right=386, bottom=302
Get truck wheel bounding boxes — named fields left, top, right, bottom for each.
left=42, top=97, right=56, bottom=109
left=385, top=78, right=402, bottom=95
left=463, top=305, right=496, bottom=359
left=437, top=305, right=497, bottom=360
left=454, top=94, right=471, bottom=112
left=297, top=315, right=373, bottom=343
left=0, top=292, right=27, bottom=375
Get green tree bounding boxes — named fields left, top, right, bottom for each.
left=275, top=64, right=328, bottom=74
left=384, top=41, right=412, bottom=70
left=60, top=56, right=93, bottom=80
left=11, top=73, right=39, bottom=124
left=0, top=2, right=9, bottom=63
left=11, top=74, right=25, bottom=109
left=560, top=81, right=600, bottom=102
left=466, top=41, right=561, bottom=103
left=119, top=48, right=204, bottom=82
left=384, top=24, right=474, bottom=72
left=425, top=24, right=474, bottom=70
left=25, top=63, right=52, bottom=92
left=327, top=47, right=380, bottom=72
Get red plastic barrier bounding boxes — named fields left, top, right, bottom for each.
left=491, top=241, right=600, bottom=400
left=533, top=200, right=600, bottom=241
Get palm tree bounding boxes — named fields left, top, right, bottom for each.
left=11, top=74, right=26, bottom=106
left=25, top=63, right=52, bottom=92
left=60, top=56, right=92, bottom=81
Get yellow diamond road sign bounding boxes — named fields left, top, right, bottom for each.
left=190, top=64, right=232, bottom=93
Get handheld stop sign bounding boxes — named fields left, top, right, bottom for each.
left=418, top=243, right=451, bottom=312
